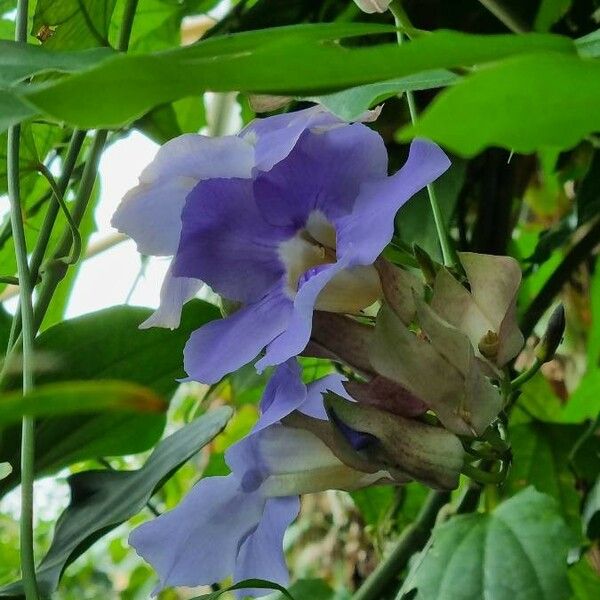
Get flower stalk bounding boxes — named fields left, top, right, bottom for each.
left=389, top=0, right=455, bottom=267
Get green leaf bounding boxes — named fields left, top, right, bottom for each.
left=568, top=558, right=600, bottom=599
left=190, top=578, right=294, bottom=600
left=0, top=40, right=113, bottom=85
left=562, top=370, right=600, bottom=423
left=582, top=476, right=600, bottom=539
left=0, top=89, right=35, bottom=132
left=404, top=52, right=600, bottom=156
left=310, top=70, right=460, bottom=121
left=32, top=0, right=117, bottom=50
left=0, top=299, right=220, bottom=496
left=351, top=486, right=397, bottom=528
left=403, top=488, right=575, bottom=600
left=20, top=28, right=573, bottom=128
left=0, top=406, right=233, bottom=598
left=506, top=422, right=581, bottom=532
left=0, top=380, right=165, bottom=425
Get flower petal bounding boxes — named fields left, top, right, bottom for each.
left=112, top=134, right=254, bottom=256
left=255, top=359, right=306, bottom=432
left=253, top=123, right=387, bottom=227
left=241, top=105, right=340, bottom=172
left=256, top=259, right=349, bottom=371
left=174, top=178, right=290, bottom=303
left=139, top=264, right=202, bottom=330
left=184, top=287, right=293, bottom=384
left=233, top=496, right=300, bottom=598
left=129, top=475, right=263, bottom=590
left=337, top=139, right=450, bottom=266
left=302, top=373, right=351, bottom=420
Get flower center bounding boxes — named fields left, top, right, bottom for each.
left=277, top=211, right=382, bottom=314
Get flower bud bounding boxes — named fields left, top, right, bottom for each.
left=535, top=304, right=566, bottom=364
left=353, top=0, right=393, bottom=13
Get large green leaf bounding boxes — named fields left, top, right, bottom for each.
left=405, top=52, right=600, bottom=156
left=506, top=423, right=581, bottom=532
left=19, top=28, right=573, bottom=128
left=0, top=40, right=113, bottom=85
left=402, top=488, right=575, bottom=600
left=32, top=0, right=117, bottom=50
left=0, top=380, right=165, bottom=425
left=0, top=89, right=34, bottom=131
left=0, top=406, right=233, bottom=598
left=0, top=299, right=220, bottom=495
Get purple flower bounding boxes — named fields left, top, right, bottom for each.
left=113, top=106, right=450, bottom=384
left=176, top=130, right=448, bottom=383
left=130, top=363, right=384, bottom=597
left=112, top=106, right=363, bottom=329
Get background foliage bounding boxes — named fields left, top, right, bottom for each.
left=1, top=0, right=600, bottom=598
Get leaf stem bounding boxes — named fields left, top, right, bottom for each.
left=389, top=1, right=454, bottom=267
left=33, top=130, right=108, bottom=332
left=5, top=130, right=87, bottom=356
left=118, top=0, right=139, bottom=51
left=351, top=491, right=450, bottom=600
left=509, top=358, right=542, bottom=391
left=9, top=0, right=40, bottom=596
left=476, top=0, right=528, bottom=33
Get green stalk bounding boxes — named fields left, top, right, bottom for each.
left=477, top=0, right=528, bottom=34
left=389, top=1, right=454, bottom=267
left=5, top=130, right=86, bottom=367
left=8, top=1, right=40, bottom=597
left=118, top=0, right=139, bottom=51
left=33, top=130, right=108, bottom=332
left=352, top=491, right=449, bottom=600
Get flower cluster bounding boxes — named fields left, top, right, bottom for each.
left=113, top=106, right=523, bottom=597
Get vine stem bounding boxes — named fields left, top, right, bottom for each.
left=389, top=1, right=454, bottom=267
left=351, top=491, right=450, bottom=600
left=8, top=0, right=40, bottom=597
left=477, top=0, right=528, bottom=34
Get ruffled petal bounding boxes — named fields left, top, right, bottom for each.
left=129, top=475, right=263, bottom=590
left=336, top=139, right=451, bottom=266
left=184, top=287, right=293, bottom=384
left=174, top=177, right=290, bottom=303
left=112, top=177, right=196, bottom=257
left=256, top=259, right=349, bottom=371
left=241, top=105, right=340, bottom=172
left=112, top=134, right=254, bottom=256
left=139, top=264, right=203, bottom=330
left=302, top=373, right=351, bottom=420
left=255, top=359, right=306, bottom=432
left=233, top=496, right=300, bottom=598
left=253, top=123, right=387, bottom=227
